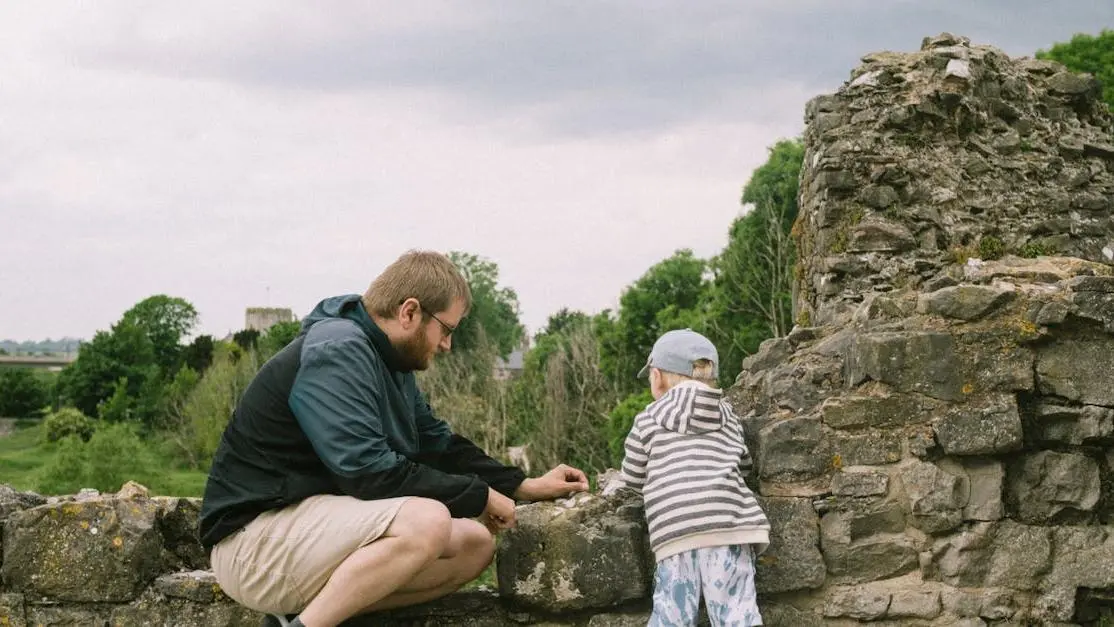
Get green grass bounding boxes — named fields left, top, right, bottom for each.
left=462, top=562, right=497, bottom=590
left=155, top=469, right=209, bottom=497
left=0, top=420, right=208, bottom=497
left=0, top=420, right=53, bottom=491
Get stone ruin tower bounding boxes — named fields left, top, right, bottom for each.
left=729, top=33, right=1114, bottom=624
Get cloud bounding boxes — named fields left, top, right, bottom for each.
left=63, top=1, right=1113, bottom=137
left=0, top=1, right=1110, bottom=340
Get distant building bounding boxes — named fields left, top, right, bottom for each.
left=493, top=349, right=525, bottom=381
left=245, top=307, right=294, bottom=332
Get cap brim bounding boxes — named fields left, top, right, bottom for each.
left=637, top=363, right=650, bottom=378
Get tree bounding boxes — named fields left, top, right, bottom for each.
left=54, top=294, right=200, bottom=427
left=232, top=329, right=261, bottom=351
left=1037, top=29, right=1114, bottom=109
left=539, top=308, right=591, bottom=338
left=183, top=335, right=215, bottom=374
left=507, top=321, right=617, bottom=473
left=38, top=422, right=157, bottom=495
left=43, top=407, right=96, bottom=442
left=57, top=319, right=158, bottom=419
left=119, top=295, right=199, bottom=377
left=0, top=368, right=52, bottom=418
left=706, top=138, right=804, bottom=386
left=164, top=342, right=262, bottom=469
left=259, top=321, right=302, bottom=360
left=448, top=252, right=525, bottom=358
left=597, top=249, right=711, bottom=394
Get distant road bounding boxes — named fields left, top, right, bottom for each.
left=0, top=355, right=76, bottom=371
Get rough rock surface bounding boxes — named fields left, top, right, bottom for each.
left=721, top=31, right=1114, bottom=626
left=495, top=491, right=654, bottom=612
left=0, top=485, right=263, bottom=626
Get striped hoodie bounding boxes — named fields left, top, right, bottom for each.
left=608, top=380, right=770, bottom=562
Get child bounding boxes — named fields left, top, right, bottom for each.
left=604, top=329, right=770, bottom=627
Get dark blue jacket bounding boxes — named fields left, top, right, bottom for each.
left=198, top=294, right=525, bottom=551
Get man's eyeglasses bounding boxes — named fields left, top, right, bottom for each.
left=417, top=302, right=456, bottom=337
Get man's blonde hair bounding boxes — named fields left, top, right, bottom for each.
left=658, top=358, right=717, bottom=389
left=363, top=250, right=472, bottom=318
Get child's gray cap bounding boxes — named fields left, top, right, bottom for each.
left=637, top=329, right=719, bottom=378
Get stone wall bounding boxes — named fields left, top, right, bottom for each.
left=794, top=32, right=1114, bottom=329
left=4, top=33, right=1114, bottom=627
left=729, top=33, right=1114, bottom=625
left=0, top=482, right=656, bottom=626
left=0, top=483, right=262, bottom=626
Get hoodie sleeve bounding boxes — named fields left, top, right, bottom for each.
left=412, top=392, right=527, bottom=499
left=727, top=405, right=756, bottom=478
left=289, top=332, right=489, bottom=518
left=613, top=414, right=651, bottom=495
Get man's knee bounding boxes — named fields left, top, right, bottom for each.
left=457, top=519, right=496, bottom=577
left=393, top=498, right=453, bottom=557
left=460, top=519, right=495, bottom=556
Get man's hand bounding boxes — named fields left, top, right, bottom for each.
left=514, top=464, right=590, bottom=501
left=481, top=487, right=516, bottom=534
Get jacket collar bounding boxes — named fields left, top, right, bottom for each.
left=342, top=295, right=410, bottom=373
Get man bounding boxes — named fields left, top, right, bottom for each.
left=199, top=250, right=589, bottom=627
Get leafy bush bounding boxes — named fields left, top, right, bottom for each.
left=164, top=343, right=261, bottom=469
left=43, top=407, right=96, bottom=443
left=259, top=321, right=302, bottom=360
left=0, top=367, right=52, bottom=418
left=38, top=422, right=156, bottom=494
left=37, top=436, right=88, bottom=494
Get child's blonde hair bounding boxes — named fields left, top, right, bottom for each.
left=657, top=358, right=717, bottom=389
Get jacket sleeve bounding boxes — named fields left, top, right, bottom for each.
left=412, top=392, right=526, bottom=499
left=609, top=415, right=650, bottom=495
left=288, top=332, right=488, bottom=518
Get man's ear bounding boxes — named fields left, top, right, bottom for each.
left=398, top=298, right=421, bottom=328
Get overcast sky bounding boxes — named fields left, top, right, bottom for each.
left=3, top=1, right=1111, bottom=342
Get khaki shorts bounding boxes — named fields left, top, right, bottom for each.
left=210, top=494, right=411, bottom=615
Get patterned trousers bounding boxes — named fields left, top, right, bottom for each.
left=647, top=544, right=762, bottom=627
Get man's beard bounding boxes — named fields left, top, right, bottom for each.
left=396, top=331, right=432, bottom=372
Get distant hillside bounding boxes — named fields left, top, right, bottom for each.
left=0, top=338, right=82, bottom=355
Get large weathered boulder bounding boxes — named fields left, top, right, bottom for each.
left=0, top=485, right=46, bottom=520
left=917, top=284, right=1016, bottom=321
left=844, top=331, right=964, bottom=401
left=933, top=393, right=1024, bottom=455
left=1008, top=450, right=1101, bottom=522
left=154, top=496, right=209, bottom=571
left=754, top=497, right=826, bottom=593
left=819, top=496, right=918, bottom=584
left=1037, top=338, right=1114, bottom=407
left=110, top=571, right=262, bottom=627
left=927, top=521, right=1052, bottom=590
left=1032, top=402, right=1114, bottom=445
left=755, top=413, right=834, bottom=494
left=496, top=492, right=653, bottom=613
left=321, top=590, right=516, bottom=627
left=2, top=495, right=163, bottom=602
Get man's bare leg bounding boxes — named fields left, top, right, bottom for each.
left=358, top=517, right=495, bottom=613
left=296, top=498, right=453, bottom=627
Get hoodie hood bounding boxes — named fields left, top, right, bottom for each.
left=299, top=294, right=409, bottom=372
left=301, top=294, right=367, bottom=332
left=647, top=380, right=731, bottom=434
